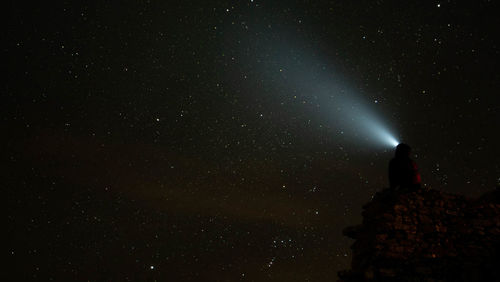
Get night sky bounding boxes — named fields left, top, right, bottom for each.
left=5, top=1, right=499, bottom=280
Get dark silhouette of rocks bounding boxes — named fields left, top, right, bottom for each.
left=338, top=187, right=500, bottom=282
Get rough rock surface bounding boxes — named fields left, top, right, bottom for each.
left=338, top=187, right=500, bottom=282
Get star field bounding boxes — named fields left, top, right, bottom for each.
left=5, top=1, right=499, bottom=280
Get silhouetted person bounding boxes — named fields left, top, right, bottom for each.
left=389, top=143, right=421, bottom=191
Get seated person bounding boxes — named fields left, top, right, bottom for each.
left=389, top=143, right=421, bottom=191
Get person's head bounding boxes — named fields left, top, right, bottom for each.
left=395, top=143, right=411, bottom=158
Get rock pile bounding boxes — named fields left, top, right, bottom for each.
left=338, top=187, right=500, bottom=281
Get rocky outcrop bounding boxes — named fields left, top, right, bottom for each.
left=338, top=187, right=500, bottom=282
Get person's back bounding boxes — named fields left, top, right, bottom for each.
left=389, top=143, right=421, bottom=190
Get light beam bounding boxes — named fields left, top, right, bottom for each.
left=243, top=34, right=401, bottom=148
